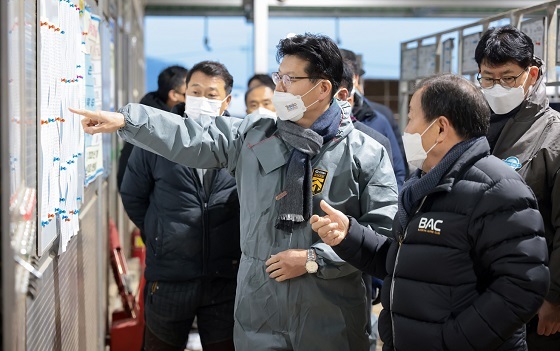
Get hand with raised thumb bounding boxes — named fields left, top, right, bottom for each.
left=309, top=200, right=349, bottom=246
left=69, top=107, right=125, bottom=135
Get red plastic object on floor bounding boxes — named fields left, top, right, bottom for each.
left=108, top=219, right=146, bottom=351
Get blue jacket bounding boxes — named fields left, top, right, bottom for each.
left=354, top=97, right=406, bottom=188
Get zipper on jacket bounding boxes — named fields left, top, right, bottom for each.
left=202, top=201, right=209, bottom=276
left=389, top=196, right=428, bottom=349
left=195, top=169, right=210, bottom=277
left=150, top=281, right=158, bottom=303
left=390, top=227, right=405, bottom=350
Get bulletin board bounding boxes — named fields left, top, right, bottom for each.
left=38, top=0, right=103, bottom=255
left=441, top=38, right=454, bottom=73
left=417, top=44, right=437, bottom=78
left=461, top=32, right=481, bottom=74
left=520, top=17, right=546, bottom=61
left=401, top=47, right=418, bottom=81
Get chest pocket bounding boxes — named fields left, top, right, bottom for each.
left=250, top=136, right=290, bottom=174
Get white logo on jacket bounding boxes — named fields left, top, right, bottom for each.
left=418, top=217, right=443, bottom=235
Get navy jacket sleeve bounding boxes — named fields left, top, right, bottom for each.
left=119, top=147, right=155, bottom=234
left=332, top=217, right=394, bottom=280
left=117, top=142, right=134, bottom=191
left=362, top=115, right=406, bottom=189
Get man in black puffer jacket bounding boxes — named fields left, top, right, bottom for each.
left=311, top=74, right=549, bottom=350
left=120, top=61, right=239, bottom=351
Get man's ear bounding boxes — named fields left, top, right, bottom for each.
left=337, top=88, right=349, bottom=101
left=319, top=80, right=333, bottom=101
left=528, top=66, right=540, bottom=85
left=168, top=89, right=180, bottom=104
left=436, top=116, right=453, bottom=143
left=221, top=94, right=232, bottom=114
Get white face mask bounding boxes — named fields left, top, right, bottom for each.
left=185, top=95, right=226, bottom=121
left=254, top=107, right=277, bottom=119
left=271, top=81, right=322, bottom=122
left=402, top=119, right=439, bottom=170
left=481, top=73, right=529, bottom=115
left=336, top=98, right=352, bottom=119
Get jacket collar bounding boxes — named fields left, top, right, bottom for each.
left=352, top=93, right=378, bottom=122
left=511, top=77, right=549, bottom=123
left=427, top=138, right=490, bottom=194
left=140, top=91, right=171, bottom=112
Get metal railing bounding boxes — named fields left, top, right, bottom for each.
left=398, top=0, right=560, bottom=130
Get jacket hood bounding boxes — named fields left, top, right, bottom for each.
left=333, top=99, right=354, bottom=143
left=515, top=73, right=549, bottom=123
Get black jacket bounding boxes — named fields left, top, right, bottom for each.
left=117, top=92, right=171, bottom=190
left=120, top=147, right=241, bottom=282
left=334, top=138, right=549, bottom=351
left=120, top=93, right=241, bottom=282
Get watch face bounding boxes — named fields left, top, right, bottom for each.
left=305, top=260, right=319, bottom=274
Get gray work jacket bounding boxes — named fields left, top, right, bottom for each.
left=492, top=79, right=560, bottom=304
left=118, top=102, right=398, bottom=350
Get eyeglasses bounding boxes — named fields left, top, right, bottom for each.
left=476, top=68, right=528, bottom=89
left=271, top=72, right=321, bottom=87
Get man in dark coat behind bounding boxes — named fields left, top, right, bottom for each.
left=120, top=61, right=240, bottom=351
left=116, top=65, right=188, bottom=190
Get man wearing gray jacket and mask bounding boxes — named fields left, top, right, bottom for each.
left=475, top=25, right=560, bottom=349
left=71, top=33, right=397, bottom=350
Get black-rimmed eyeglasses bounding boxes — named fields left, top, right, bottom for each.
left=476, top=68, right=528, bottom=89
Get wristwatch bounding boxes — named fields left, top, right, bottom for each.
left=305, top=248, right=318, bottom=274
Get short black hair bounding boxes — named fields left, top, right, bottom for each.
left=340, top=48, right=365, bottom=76
left=247, top=74, right=275, bottom=90
left=475, top=25, right=542, bottom=69
left=276, top=33, right=343, bottom=98
left=186, top=60, right=234, bottom=95
left=156, top=65, right=188, bottom=101
left=415, top=74, right=489, bottom=139
left=340, top=59, right=354, bottom=92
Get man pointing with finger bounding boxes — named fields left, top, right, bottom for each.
left=71, top=33, right=398, bottom=350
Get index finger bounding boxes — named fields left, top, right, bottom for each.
left=68, top=107, right=94, bottom=118
left=69, top=108, right=96, bottom=128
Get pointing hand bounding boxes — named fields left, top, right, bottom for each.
left=69, top=107, right=125, bottom=134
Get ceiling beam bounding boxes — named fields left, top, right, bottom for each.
left=145, top=0, right=552, bottom=17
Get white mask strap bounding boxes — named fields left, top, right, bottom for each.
left=301, top=80, right=324, bottom=98
left=420, top=119, right=438, bottom=137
